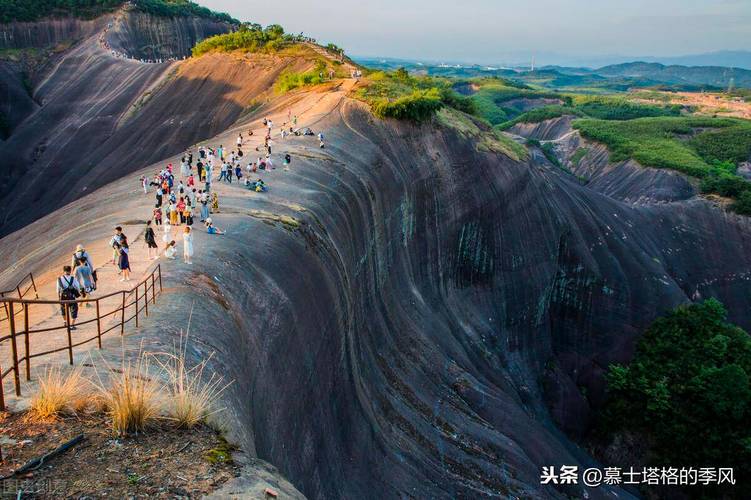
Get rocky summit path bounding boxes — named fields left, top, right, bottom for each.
left=0, top=75, right=358, bottom=410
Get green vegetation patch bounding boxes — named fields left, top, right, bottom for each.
left=357, top=69, right=475, bottom=122
left=0, top=0, right=238, bottom=24
left=275, top=59, right=348, bottom=93
left=497, top=105, right=583, bottom=130
left=602, top=299, right=751, bottom=493
left=689, top=125, right=751, bottom=165
left=572, top=116, right=741, bottom=176
left=574, top=115, right=751, bottom=213
left=570, top=147, right=589, bottom=167
left=135, top=0, right=238, bottom=23
left=471, top=78, right=563, bottom=126
left=192, top=23, right=290, bottom=56
left=570, top=94, right=683, bottom=120
left=204, top=436, right=236, bottom=464
left=437, top=108, right=527, bottom=161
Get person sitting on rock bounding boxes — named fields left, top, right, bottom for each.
left=205, top=218, right=225, bottom=235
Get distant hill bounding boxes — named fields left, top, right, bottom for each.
left=641, top=50, right=751, bottom=71
left=595, top=61, right=751, bottom=89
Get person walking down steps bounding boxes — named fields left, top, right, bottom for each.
left=56, top=266, right=81, bottom=330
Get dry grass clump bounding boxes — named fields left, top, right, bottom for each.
left=92, top=355, right=163, bottom=436
left=155, top=332, right=229, bottom=429
left=29, top=366, right=89, bottom=420
left=27, top=325, right=229, bottom=436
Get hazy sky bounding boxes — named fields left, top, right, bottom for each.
left=201, top=0, right=751, bottom=65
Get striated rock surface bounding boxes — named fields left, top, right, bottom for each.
left=0, top=16, right=108, bottom=49
left=106, top=11, right=231, bottom=60
left=0, top=12, right=309, bottom=236
left=4, top=87, right=751, bottom=498
left=3, top=13, right=751, bottom=500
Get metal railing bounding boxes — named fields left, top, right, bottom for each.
left=0, top=273, right=39, bottom=322
left=0, top=265, right=163, bottom=410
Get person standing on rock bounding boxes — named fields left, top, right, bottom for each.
left=145, top=220, right=159, bottom=260
left=110, top=227, right=124, bottom=266
left=56, top=266, right=81, bottom=330
left=197, top=160, right=204, bottom=182
left=117, top=236, right=131, bottom=282
left=162, top=219, right=173, bottom=247
left=237, top=133, right=243, bottom=148
left=74, top=257, right=95, bottom=303
left=183, top=226, right=194, bottom=264
left=211, top=192, right=220, bottom=213
left=177, top=197, right=187, bottom=225
left=71, top=244, right=95, bottom=277
left=199, top=190, right=209, bottom=222
left=168, top=201, right=178, bottom=226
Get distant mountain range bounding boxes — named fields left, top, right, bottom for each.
left=637, top=51, right=751, bottom=71
left=355, top=56, right=751, bottom=91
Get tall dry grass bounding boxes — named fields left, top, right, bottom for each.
left=29, top=365, right=89, bottom=419
left=91, top=354, right=163, bottom=435
left=154, top=331, right=229, bottom=428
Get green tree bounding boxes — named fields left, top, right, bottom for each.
left=602, top=299, right=751, bottom=494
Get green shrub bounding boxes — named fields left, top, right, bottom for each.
left=690, top=125, right=751, bottom=164
left=358, top=71, right=473, bottom=121
left=700, top=170, right=751, bottom=198
left=371, top=88, right=444, bottom=122
left=135, top=0, right=237, bottom=23
left=572, top=116, right=739, bottom=177
left=732, top=191, right=751, bottom=215
left=0, top=0, right=122, bottom=22
left=497, top=105, right=582, bottom=130
left=439, top=88, right=476, bottom=115
left=471, top=81, right=565, bottom=125
left=275, top=60, right=328, bottom=93
left=570, top=147, right=589, bottom=167
left=192, top=23, right=292, bottom=56
left=602, top=299, right=751, bottom=494
left=571, top=95, right=683, bottom=120
left=0, top=0, right=238, bottom=23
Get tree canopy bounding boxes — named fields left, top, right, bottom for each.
left=603, top=299, right=751, bottom=494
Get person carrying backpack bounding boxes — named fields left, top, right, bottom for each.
left=56, top=266, right=81, bottom=329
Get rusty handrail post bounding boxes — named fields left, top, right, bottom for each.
left=144, top=281, right=149, bottom=316
left=0, top=302, right=7, bottom=410
left=135, top=286, right=140, bottom=328
left=29, top=273, right=39, bottom=299
left=120, top=291, right=126, bottom=335
left=158, top=265, right=163, bottom=292
left=151, top=274, right=156, bottom=304
left=24, top=303, right=30, bottom=381
left=65, top=304, right=73, bottom=366
left=0, top=354, right=5, bottom=410
left=95, top=299, right=102, bottom=349
left=9, top=302, right=21, bottom=396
